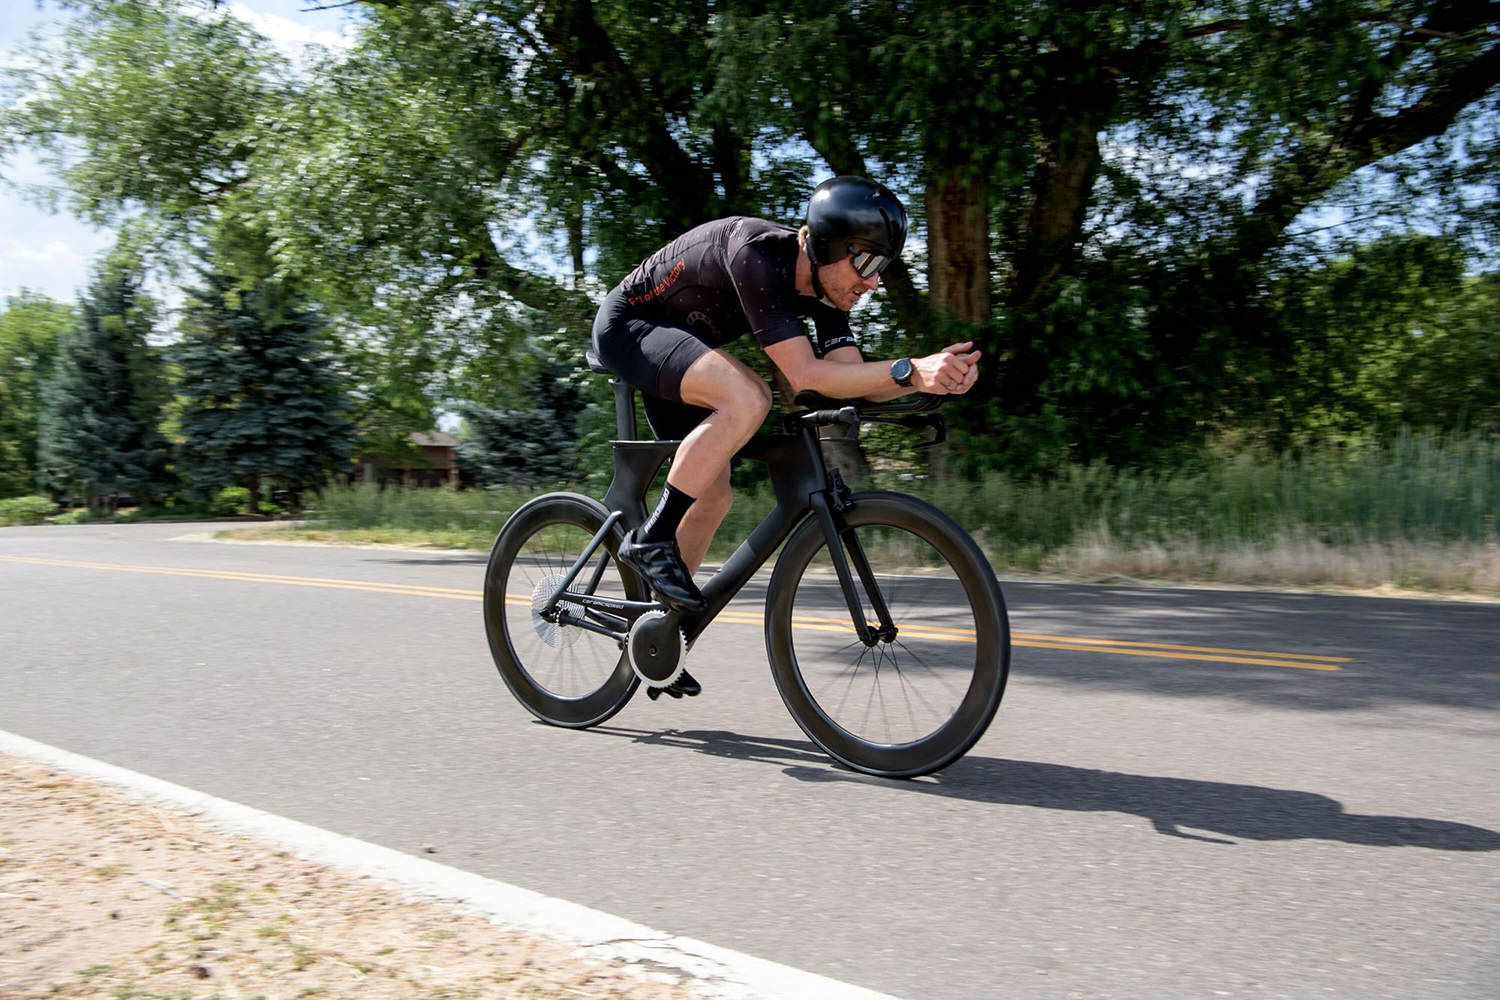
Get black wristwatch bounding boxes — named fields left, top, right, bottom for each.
left=890, top=356, right=914, bottom=387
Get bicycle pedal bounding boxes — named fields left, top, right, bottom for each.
left=645, top=671, right=701, bottom=701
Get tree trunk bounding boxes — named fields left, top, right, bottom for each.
left=567, top=208, right=585, bottom=287
left=247, top=473, right=261, bottom=516
left=925, top=169, right=990, bottom=325
left=1009, top=109, right=1104, bottom=307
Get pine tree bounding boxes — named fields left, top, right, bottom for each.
left=0, top=375, right=31, bottom=497
left=36, top=262, right=170, bottom=512
left=174, top=265, right=354, bottom=512
left=456, top=357, right=583, bottom=488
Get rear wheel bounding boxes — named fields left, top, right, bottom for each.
left=483, top=493, right=644, bottom=727
left=764, top=492, right=1009, bottom=777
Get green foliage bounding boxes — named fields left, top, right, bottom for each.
left=0, top=292, right=72, bottom=495
left=4, top=0, right=1497, bottom=484
left=454, top=346, right=585, bottom=489
left=0, top=494, right=58, bottom=525
left=900, top=430, right=1500, bottom=561
left=174, top=247, right=356, bottom=506
left=35, top=257, right=172, bottom=510
left=309, top=481, right=530, bottom=541
left=1, top=0, right=282, bottom=229
left=210, top=486, right=252, bottom=517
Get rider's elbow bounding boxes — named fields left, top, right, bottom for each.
left=789, top=358, right=831, bottom=396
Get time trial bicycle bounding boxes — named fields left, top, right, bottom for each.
left=482, top=352, right=1010, bottom=778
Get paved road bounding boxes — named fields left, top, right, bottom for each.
left=3, top=522, right=1498, bottom=1000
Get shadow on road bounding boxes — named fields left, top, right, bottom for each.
left=592, top=726, right=1500, bottom=852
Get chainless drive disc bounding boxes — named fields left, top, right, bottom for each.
left=531, top=574, right=584, bottom=648
left=628, top=610, right=686, bottom=687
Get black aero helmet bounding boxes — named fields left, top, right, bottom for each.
left=805, top=175, right=908, bottom=274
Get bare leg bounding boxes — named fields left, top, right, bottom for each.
left=676, top=465, right=731, bottom=575
left=669, top=349, right=771, bottom=575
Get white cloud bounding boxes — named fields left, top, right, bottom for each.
left=4, top=238, right=85, bottom=267
left=0, top=229, right=105, bottom=302
left=225, top=1, right=356, bottom=71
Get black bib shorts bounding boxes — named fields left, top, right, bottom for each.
left=590, top=286, right=715, bottom=441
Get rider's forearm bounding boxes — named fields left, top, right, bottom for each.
left=799, top=357, right=914, bottom=401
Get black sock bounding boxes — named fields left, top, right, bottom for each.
left=639, top=483, right=696, bottom=545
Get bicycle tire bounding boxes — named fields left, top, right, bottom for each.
left=483, top=492, right=644, bottom=728
left=764, top=491, right=1010, bottom=778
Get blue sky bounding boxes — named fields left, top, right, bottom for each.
left=0, top=0, right=358, bottom=304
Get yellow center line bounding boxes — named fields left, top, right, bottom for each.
left=0, top=555, right=482, bottom=600
left=714, top=610, right=1346, bottom=666
left=3, top=555, right=1347, bottom=670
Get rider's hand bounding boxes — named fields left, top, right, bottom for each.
left=913, top=342, right=981, bottom=395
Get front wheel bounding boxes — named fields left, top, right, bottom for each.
left=764, top=492, right=1010, bottom=778
left=483, top=492, right=645, bottom=727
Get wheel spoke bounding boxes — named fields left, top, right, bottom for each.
left=493, top=508, right=632, bottom=706
left=780, top=506, right=1004, bottom=764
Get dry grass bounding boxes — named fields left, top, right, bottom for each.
left=1053, top=527, right=1500, bottom=597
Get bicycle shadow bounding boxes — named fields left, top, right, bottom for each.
left=591, top=726, right=1500, bottom=852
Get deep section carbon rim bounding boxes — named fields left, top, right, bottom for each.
left=484, top=494, right=641, bottom=727
left=766, top=494, right=1009, bottom=777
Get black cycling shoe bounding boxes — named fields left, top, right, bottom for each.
left=646, top=670, right=702, bottom=700
left=618, top=529, right=707, bottom=612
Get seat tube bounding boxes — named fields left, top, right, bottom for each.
left=610, top=379, right=638, bottom=439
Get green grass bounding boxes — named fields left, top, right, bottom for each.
left=218, top=431, right=1499, bottom=593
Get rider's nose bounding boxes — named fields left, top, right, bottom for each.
left=863, top=272, right=880, bottom=291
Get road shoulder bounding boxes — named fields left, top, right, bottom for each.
left=0, top=733, right=899, bottom=1000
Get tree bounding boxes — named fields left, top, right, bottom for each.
left=0, top=291, right=72, bottom=496
left=174, top=253, right=356, bottom=512
left=36, top=259, right=171, bottom=512
left=0, top=376, right=31, bottom=497
left=455, top=348, right=586, bottom=488
left=7, top=0, right=1497, bottom=477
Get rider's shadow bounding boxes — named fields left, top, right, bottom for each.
left=592, top=726, right=1500, bottom=852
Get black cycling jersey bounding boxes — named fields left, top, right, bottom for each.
left=616, top=217, right=856, bottom=355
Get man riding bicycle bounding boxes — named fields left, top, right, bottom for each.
left=591, top=176, right=981, bottom=695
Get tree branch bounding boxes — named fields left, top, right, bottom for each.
left=1105, top=19, right=1249, bottom=73
left=535, top=0, right=715, bottom=231
left=1232, top=35, right=1500, bottom=265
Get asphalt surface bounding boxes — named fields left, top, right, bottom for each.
left=3, top=521, right=1498, bottom=1000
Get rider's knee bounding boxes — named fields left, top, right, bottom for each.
left=723, top=377, right=771, bottom=429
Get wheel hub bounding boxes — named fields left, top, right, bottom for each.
left=627, top=611, right=686, bottom=687
left=531, top=574, right=583, bottom=648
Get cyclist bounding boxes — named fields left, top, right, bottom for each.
left=591, top=176, right=980, bottom=694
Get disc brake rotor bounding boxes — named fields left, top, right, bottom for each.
left=531, top=574, right=584, bottom=648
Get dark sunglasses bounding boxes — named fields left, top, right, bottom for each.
left=848, top=243, right=894, bottom=279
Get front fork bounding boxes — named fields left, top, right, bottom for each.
left=811, top=470, right=897, bottom=647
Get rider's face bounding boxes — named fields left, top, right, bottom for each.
left=819, top=256, right=881, bottom=312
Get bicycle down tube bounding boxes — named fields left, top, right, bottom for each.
left=538, top=425, right=883, bottom=649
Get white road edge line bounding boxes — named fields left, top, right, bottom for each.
left=0, top=730, right=901, bottom=1000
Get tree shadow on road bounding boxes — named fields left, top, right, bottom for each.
left=592, top=726, right=1500, bottom=851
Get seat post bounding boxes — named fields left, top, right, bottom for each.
left=611, top=379, right=638, bottom=440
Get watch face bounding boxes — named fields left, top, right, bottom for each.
left=892, top=358, right=913, bottom=384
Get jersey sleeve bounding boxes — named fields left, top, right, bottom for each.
left=811, top=307, right=856, bottom=355
left=728, top=244, right=809, bottom=348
